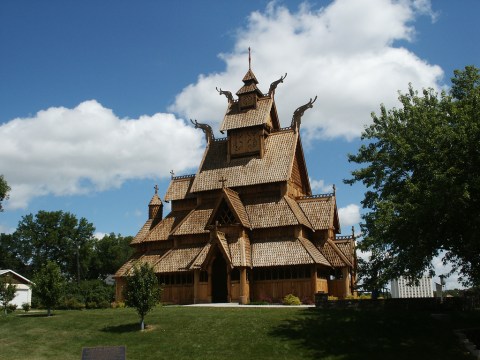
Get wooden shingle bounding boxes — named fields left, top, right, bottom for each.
left=164, top=175, right=195, bottom=201
left=252, top=238, right=329, bottom=267
left=191, top=130, right=296, bottom=193
left=220, top=97, right=273, bottom=131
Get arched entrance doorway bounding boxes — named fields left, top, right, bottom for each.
left=211, top=255, right=228, bottom=303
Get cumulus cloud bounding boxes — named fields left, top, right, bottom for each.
left=338, top=203, right=361, bottom=228
left=309, top=178, right=333, bottom=194
left=169, top=0, right=443, bottom=140
left=0, top=100, right=203, bottom=209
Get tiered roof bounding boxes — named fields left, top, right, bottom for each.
left=118, top=63, right=355, bottom=278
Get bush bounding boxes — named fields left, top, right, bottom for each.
left=7, top=304, right=17, bottom=313
left=283, top=294, right=301, bottom=306
left=111, top=301, right=126, bottom=309
left=21, top=303, right=31, bottom=312
left=59, top=297, right=85, bottom=310
left=328, top=296, right=338, bottom=301
left=301, top=296, right=314, bottom=305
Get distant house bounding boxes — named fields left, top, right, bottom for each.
left=391, top=275, right=433, bottom=298
left=0, top=270, right=33, bottom=307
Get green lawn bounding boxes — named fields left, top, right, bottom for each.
left=0, top=306, right=477, bottom=360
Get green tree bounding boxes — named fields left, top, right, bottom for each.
left=346, top=66, right=480, bottom=288
left=15, top=211, right=95, bottom=281
left=0, top=233, right=27, bottom=274
left=33, top=261, right=65, bottom=316
left=123, top=263, right=161, bottom=330
left=90, top=233, right=134, bottom=280
left=0, top=175, right=10, bottom=212
left=0, top=275, right=16, bottom=315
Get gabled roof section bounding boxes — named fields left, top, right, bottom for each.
left=191, top=130, right=297, bottom=193
left=164, top=175, right=195, bottom=201
left=334, top=236, right=356, bottom=266
left=130, top=210, right=190, bottom=245
left=229, top=236, right=251, bottom=268
left=297, top=195, right=340, bottom=232
left=320, top=239, right=353, bottom=268
left=193, top=230, right=233, bottom=270
left=244, top=195, right=311, bottom=229
left=171, top=204, right=213, bottom=236
left=130, top=219, right=154, bottom=245
left=206, top=187, right=251, bottom=229
left=154, top=245, right=205, bottom=273
left=251, top=237, right=331, bottom=267
left=220, top=97, right=273, bottom=131
left=144, top=211, right=190, bottom=243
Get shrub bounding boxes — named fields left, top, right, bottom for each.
left=283, top=294, right=301, bottom=306
left=7, top=304, right=17, bottom=313
left=111, top=301, right=126, bottom=309
left=328, top=296, right=338, bottom=301
left=301, top=296, right=314, bottom=305
left=21, top=303, right=31, bottom=312
left=59, top=297, right=85, bottom=310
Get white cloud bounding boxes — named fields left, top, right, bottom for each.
left=309, top=178, right=333, bottom=194
left=338, top=203, right=361, bottom=228
left=0, top=100, right=204, bottom=209
left=0, top=223, right=16, bottom=235
left=169, top=0, right=443, bottom=140
left=94, top=232, right=107, bottom=240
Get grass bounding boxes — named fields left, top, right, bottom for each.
left=0, top=306, right=478, bottom=360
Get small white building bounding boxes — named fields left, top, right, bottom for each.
left=0, top=269, right=33, bottom=307
left=391, top=275, right=433, bottom=298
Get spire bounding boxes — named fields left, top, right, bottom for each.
left=248, top=47, right=251, bottom=70
left=149, top=185, right=163, bottom=220
left=236, top=47, right=263, bottom=109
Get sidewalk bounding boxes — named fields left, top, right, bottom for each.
left=184, top=303, right=315, bottom=308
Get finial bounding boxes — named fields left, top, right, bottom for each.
left=248, top=47, right=251, bottom=70
left=219, top=176, right=227, bottom=188
left=170, top=170, right=175, bottom=179
left=154, top=184, right=159, bottom=194
left=332, top=184, right=336, bottom=195
left=352, top=226, right=355, bottom=238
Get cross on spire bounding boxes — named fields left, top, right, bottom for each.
left=154, top=184, right=159, bottom=194
left=219, top=176, right=227, bottom=188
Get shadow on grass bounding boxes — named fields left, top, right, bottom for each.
left=269, top=308, right=472, bottom=360
left=17, top=313, right=57, bottom=318
left=101, top=323, right=140, bottom=333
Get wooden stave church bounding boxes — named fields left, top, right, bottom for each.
left=115, top=64, right=357, bottom=304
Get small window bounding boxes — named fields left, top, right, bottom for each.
left=231, top=269, right=240, bottom=281
left=200, top=271, right=208, bottom=283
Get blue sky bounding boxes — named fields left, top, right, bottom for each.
left=1, top=0, right=479, bottom=288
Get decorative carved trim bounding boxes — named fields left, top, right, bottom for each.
left=191, top=119, right=214, bottom=143
left=268, top=73, right=287, bottom=97
left=291, top=96, right=317, bottom=132
left=297, top=193, right=334, bottom=200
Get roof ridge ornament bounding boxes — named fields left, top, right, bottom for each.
left=291, top=96, right=317, bottom=133
left=216, top=87, right=234, bottom=103
left=268, top=73, right=287, bottom=97
left=248, top=47, right=251, bottom=70
left=190, top=119, right=214, bottom=144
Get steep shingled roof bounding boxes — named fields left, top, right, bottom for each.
left=190, top=130, right=296, bottom=193
left=298, top=196, right=336, bottom=230
left=164, top=175, right=195, bottom=201
left=220, top=97, right=273, bottom=131
left=251, top=238, right=331, bottom=267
